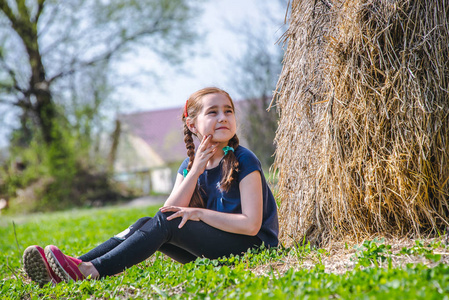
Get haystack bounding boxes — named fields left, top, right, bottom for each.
left=273, top=0, right=449, bottom=246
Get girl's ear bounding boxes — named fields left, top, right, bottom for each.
left=186, top=118, right=197, bottom=133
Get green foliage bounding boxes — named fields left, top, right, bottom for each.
left=2, top=206, right=449, bottom=299
left=399, top=240, right=442, bottom=263
left=196, top=244, right=287, bottom=270
left=1, top=128, right=128, bottom=213
left=2, top=99, right=134, bottom=213
left=354, top=238, right=393, bottom=268
left=0, top=0, right=202, bottom=212
left=292, top=237, right=313, bottom=261
left=0, top=141, right=47, bottom=199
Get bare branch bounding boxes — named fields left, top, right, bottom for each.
left=48, top=23, right=168, bottom=83
left=38, top=2, right=60, bottom=39
left=0, top=96, right=32, bottom=110
left=15, top=97, right=32, bottom=109
left=0, top=97, right=22, bottom=107
left=0, top=52, right=25, bottom=93
left=35, top=0, right=46, bottom=21
left=16, top=0, right=30, bottom=21
left=0, top=0, right=16, bottom=23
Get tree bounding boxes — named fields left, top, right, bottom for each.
left=235, top=39, right=282, bottom=168
left=0, top=0, right=200, bottom=167
left=0, top=0, right=201, bottom=209
left=229, top=0, right=287, bottom=168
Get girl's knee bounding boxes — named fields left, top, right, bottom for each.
left=146, top=211, right=179, bottom=231
left=155, top=210, right=175, bottom=220
left=114, top=216, right=151, bottom=240
left=132, top=217, right=152, bottom=229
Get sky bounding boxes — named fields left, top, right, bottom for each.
left=115, top=0, right=288, bottom=113
left=0, top=0, right=288, bottom=147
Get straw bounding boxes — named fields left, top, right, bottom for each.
left=272, top=0, right=449, bottom=246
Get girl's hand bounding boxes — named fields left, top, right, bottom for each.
left=160, top=206, right=202, bottom=229
left=190, top=135, right=217, bottom=175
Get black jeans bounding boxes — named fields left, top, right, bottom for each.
left=78, top=211, right=262, bottom=277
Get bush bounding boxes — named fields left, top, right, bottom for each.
left=1, top=132, right=132, bottom=214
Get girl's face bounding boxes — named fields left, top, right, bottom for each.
left=188, top=93, right=237, bottom=145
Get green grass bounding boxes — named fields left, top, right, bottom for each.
left=1, top=205, right=449, bottom=299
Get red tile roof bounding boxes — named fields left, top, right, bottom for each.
left=117, top=100, right=249, bottom=165
left=118, top=107, right=188, bottom=164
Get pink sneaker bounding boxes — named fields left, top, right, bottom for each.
left=44, top=245, right=86, bottom=282
left=23, top=245, right=62, bottom=286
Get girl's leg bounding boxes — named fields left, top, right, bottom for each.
left=158, top=244, right=198, bottom=264
left=78, top=217, right=151, bottom=262
left=78, top=216, right=197, bottom=264
left=89, top=211, right=262, bottom=277
left=166, top=215, right=262, bottom=260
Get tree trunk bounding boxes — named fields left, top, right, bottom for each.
left=7, top=4, right=61, bottom=148
left=108, top=119, right=121, bottom=173
left=26, top=32, right=59, bottom=146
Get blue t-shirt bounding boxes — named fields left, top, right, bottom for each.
left=177, top=146, right=279, bottom=247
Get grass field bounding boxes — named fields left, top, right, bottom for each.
left=1, top=205, right=449, bottom=299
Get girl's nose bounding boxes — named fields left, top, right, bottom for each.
left=218, top=112, right=227, bottom=122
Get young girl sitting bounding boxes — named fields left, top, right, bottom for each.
left=23, top=87, right=279, bottom=285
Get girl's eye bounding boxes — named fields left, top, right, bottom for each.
left=226, top=110, right=234, bottom=114
left=207, top=110, right=217, bottom=115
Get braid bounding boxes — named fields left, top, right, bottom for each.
left=220, top=134, right=240, bottom=192
left=184, top=124, right=195, bottom=170
left=183, top=124, right=205, bottom=208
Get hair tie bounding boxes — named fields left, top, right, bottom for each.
left=184, top=100, right=189, bottom=117
left=222, top=146, right=234, bottom=155
left=183, top=169, right=188, bottom=177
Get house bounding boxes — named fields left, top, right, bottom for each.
left=111, top=107, right=187, bottom=195
left=111, top=101, right=254, bottom=196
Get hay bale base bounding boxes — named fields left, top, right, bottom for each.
left=274, top=0, right=449, bottom=246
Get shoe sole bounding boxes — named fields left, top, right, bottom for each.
left=23, top=246, right=52, bottom=286
left=45, top=248, right=72, bottom=283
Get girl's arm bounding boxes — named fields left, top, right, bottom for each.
left=163, top=172, right=199, bottom=207
left=164, top=135, right=217, bottom=207
left=160, top=170, right=263, bottom=236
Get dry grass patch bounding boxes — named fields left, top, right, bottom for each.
left=252, top=236, right=449, bottom=277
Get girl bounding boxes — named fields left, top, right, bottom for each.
left=23, top=87, right=279, bottom=285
